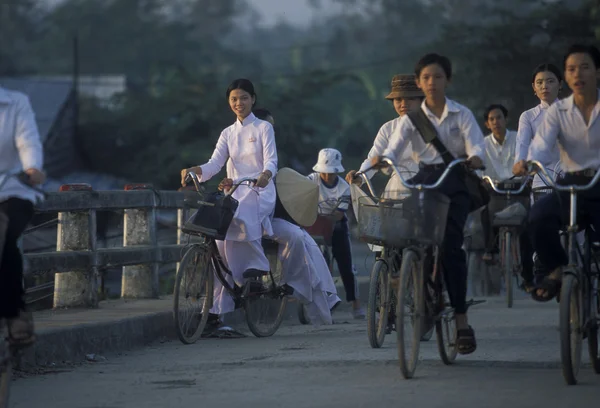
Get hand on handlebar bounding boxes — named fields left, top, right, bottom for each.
left=254, top=171, right=272, bottom=188
left=345, top=170, right=362, bottom=185
left=512, top=160, right=528, bottom=177
left=466, top=156, right=485, bottom=170
left=181, top=166, right=202, bottom=186
left=218, top=177, right=233, bottom=192
left=23, top=168, right=45, bottom=185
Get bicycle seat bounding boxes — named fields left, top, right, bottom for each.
left=243, top=269, right=269, bottom=279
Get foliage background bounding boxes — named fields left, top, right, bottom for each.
left=1, top=0, right=599, bottom=188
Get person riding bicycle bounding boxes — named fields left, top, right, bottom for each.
left=345, top=74, right=424, bottom=199
left=371, top=53, right=486, bottom=355
left=180, top=79, right=277, bottom=325
left=308, top=148, right=365, bottom=319
left=253, top=108, right=340, bottom=326
left=514, top=44, right=600, bottom=302
left=479, top=104, right=535, bottom=293
left=0, top=85, right=45, bottom=347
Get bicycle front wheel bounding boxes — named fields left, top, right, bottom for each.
left=367, top=259, right=391, bottom=349
left=560, top=273, right=583, bottom=385
left=173, top=244, right=214, bottom=345
left=396, top=249, right=423, bottom=379
left=588, top=274, right=600, bottom=374
left=502, top=231, right=514, bottom=308
left=0, top=341, right=12, bottom=408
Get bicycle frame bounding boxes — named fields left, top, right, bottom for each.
left=529, top=160, right=600, bottom=323
left=183, top=173, right=281, bottom=301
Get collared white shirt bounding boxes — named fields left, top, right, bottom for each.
left=515, top=100, right=560, bottom=166
left=381, top=98, right=485, bottom=165
left=528, top=89, right=600, bottom=172
left=358, top=117, right=418, bottom=178
left=0, top=86, right=44, bottom=204
left=482, top=130, right=517, bottom=181
left=200, top=112, right=278, bottom=183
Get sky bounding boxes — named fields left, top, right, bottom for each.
left=41, top=0, right=338, bottom=27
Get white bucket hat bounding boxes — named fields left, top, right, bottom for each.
left=312, top=148, right=345, bottom=173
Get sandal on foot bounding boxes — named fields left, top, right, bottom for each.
left=531, top=271, right=562, bottom=302
left=457, top=326, right=477, bottom=355
left=7, top=311, right=36, bottom=348
left=520, top=280, right=536, bottom=294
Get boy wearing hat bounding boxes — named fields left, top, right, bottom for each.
left=309, top=148, right=365, bottom=319
left=346, top=74, right=424, bottom=197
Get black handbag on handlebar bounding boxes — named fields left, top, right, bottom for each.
left=406, top=109, right=490, bottom=212
left=183, top=191, right=239, bottom=240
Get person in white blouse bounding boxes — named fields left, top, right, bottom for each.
left=0, top=85, right=46, bottom=347
left=253, top=108, right=340, bottom=325
left=180, top=79, right=278, bottom=321
left=512, top=63, right=564, bottom=187
left=514, top=44, right=600, bottom=302
left=345, top=74, right=423, bottom=198
left=371, top=53, right=486, bottom=355
left=479, top=104, right=534, bottom=291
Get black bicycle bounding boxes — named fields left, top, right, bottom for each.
left=529, top=161, right=600, bottom=385
left=173, top=172, right=290, bottom=344
left=371, top=157, right=484, bottom=379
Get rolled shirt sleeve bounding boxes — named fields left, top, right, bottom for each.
left=14, top=94, right=43, bottom=171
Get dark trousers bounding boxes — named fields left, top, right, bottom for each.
left=410, top=166, right=470, bottom=314
left=480, top=205, right=535, bottom=283
left=331, top=218, right=357, bottom=302
left=529, top=174, right=600, bottom=271
left=0, top=198, right=34, bottom=319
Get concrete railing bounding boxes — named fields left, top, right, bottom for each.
left=23, top=183, right=196, bottom=309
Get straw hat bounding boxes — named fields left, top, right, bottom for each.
left=275, top=167, right=319, bottom=227
left=312, top=148, right=344, bottom=174
left=385, top=74, right=424, bottom=100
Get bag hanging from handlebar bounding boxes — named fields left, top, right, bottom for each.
left=406, top=109, right=490, bottom=212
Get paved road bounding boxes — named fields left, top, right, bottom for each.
left=11, top=298, right=600, bottom=408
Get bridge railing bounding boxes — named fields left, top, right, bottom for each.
left=23, top=183, right=196, bottom=308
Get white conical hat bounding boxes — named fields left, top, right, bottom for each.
left=275, top=167, right=319, bottom=227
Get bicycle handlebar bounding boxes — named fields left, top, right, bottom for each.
left=185, top=172, right=258, bottom=197
left=365, top=157, right=467, bottom=190
left=482, top=175, right=530, bottom=195
left=527, top=160, right=600, bottom=192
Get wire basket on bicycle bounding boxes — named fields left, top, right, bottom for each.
left=531, top=186, right=554, bottom=203
left=486, top=179, right=531, bottom=227
left=357, top=190, right=450, bottom=248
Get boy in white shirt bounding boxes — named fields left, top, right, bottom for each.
left=480, top=104, right=535, bottom=292
left=308, top=148, right=365, bottom=319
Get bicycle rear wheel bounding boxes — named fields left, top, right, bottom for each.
left=367, top=259, right=391, bottom=349
left=560, top=273, right=583, bottom=385
left=396, top=249, right=423, bottom=379
left=0, top=339, right=11, bottom=408
left=244, top=276, right=288, bottom=337
left=435, top=301, right=458, bottom=364
left=173, top=245, right=214, bottom=345
left=502, top=231, right=514, bottom=308
left=588, top=274, right=600, bottom=374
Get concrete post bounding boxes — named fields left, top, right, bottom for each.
left=53, top=184, right=99, bottom=308
left=121, top=184, right=159, bottom=299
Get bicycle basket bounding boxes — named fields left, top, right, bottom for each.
left=488, top=191, right=530, bottom=227
left=380, top=190, right=450, bottom=247
left=182, top=191, right=239, bottom=240
left=531, top=186, right=553, bottom=204
left=356, top=196, right=385, bottom=245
